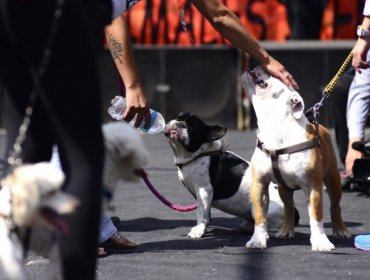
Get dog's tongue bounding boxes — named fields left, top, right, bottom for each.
left=41, top=208, right=70, bottom=235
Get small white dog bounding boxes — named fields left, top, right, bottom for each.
left=50, top=122, right=150, bottom=200
left=0, top=162, right=79, bottom=280
left=102, top=121, right=150, bottom=196
left=0, top=122, right=149, bottom=279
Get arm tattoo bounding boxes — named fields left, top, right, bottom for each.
left=108, top=34, right=123, bottom=64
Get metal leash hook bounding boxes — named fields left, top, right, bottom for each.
left=304, top=49, right=354, bottom=124
left=305, top=91, right=329, bottom=124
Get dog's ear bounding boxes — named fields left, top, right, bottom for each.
left=290, top=92, right=305, bottom=119
left=206, top=125, right=227, bottom=141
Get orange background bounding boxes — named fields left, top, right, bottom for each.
left=125, top=0, right=364, bottom=45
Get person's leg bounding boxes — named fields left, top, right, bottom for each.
left=98, top=214, right=118, bottom=243
left=1, top=1, right=104, bottom=278
left=330, top=68, right=355, bottom=165
left=346, top=54, right=370, bottom=176
left=43, top=2, right=104, bottom=278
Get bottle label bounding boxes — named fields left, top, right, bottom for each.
left=140, top=110, right=157, bottom=132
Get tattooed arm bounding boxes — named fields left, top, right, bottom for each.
left=105, top=15, right=150, bottom=128
left=190, top=0, right=299, bottom=90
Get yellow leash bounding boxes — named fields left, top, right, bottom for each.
left=324, top=51, right=354, bottom=95
left=305, top=49, right=354, bottom=122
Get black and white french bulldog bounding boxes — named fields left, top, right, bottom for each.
left=164, top=112, right=298, bottom=239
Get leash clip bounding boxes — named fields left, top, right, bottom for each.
left=305, top=90, right=329, bottom=124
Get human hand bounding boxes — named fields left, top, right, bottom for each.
left=352, top=38, right=370, bottom=73
left=344, top=139, right=363, bottom=177
left=123, top=86, right=151, bottom=129
left=260, top=55, right=299, bottom=91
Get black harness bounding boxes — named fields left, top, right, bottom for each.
left=256, top=122, right=320, bottom=190
left=176, top=141, right=228, bottom=169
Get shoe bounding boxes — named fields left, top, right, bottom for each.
left=97, top=247, right=109, bottom=258
left=354, top=234, right=370, bottom=252
left=99, top=232, right=137, bottom=253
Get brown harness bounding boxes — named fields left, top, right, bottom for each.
left=256, top=123, right=320, bottom=190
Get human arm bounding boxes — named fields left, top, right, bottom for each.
left=352, top=1, right=370, bottom=72
left=105, top=15, right=151, bottom=128
left=189, top=0, right=299, bottom=90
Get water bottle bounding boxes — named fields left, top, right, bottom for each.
left=108, top=96, right=165, bottom=134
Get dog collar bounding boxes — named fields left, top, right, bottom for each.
left=176, top=141, right=229, bottom=169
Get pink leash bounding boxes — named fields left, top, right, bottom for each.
left=138, top=168, right=197, bottom=212
left=117, top=75, right=196, bottom=212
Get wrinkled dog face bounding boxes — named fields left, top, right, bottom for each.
left=241, top=66, right=305, bottom=121
left=164, top=113, right=227, bottom=153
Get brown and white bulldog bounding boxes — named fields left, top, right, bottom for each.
left=241, top=67, right=351, bottom=251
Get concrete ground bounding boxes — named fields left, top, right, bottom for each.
left=1, top=128, right=370, bottom=280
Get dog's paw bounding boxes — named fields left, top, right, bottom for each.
left=187, top=224, right=206, bottom=239
left=245, top=224, right=269, bottom=249
left=310, top=234, right=335, bottom=251
left=333, top=228, right=351, bottom=239
left=275, top=225, right=295, bottom=239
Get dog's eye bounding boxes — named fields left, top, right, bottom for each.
left=176, top=122, right=186, bottom=129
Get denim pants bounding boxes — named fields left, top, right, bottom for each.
left=98, top=213, right=117, bottom=243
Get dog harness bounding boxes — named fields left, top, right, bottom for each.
left=256, top=122, right=320, bottom=190
left=175, top=141, right=229, bottom=169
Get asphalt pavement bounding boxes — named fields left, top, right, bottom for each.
left=1, top=128, right=370, bottom=280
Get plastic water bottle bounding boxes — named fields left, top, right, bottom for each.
left=108, top=96, right=165, bottom=134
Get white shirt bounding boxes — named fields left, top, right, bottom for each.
left=364, top=0, right=370, bottom=17
left=112, top=0, right=141, bottom=19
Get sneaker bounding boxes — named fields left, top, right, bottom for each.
left=354, top=234, right=370, bottom=252
left=99, top=232, right=137, bottom=253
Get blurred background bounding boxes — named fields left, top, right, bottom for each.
left=0, top=0, right=364, bottom=130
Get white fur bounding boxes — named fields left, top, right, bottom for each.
left=0, top=163, right=78, bottom=280
left=102, top=122, right=150, bottom=194
left=246, top=223, right=269, bottom=249
left=165, top=117, right=286, bottom=239
left=241, top=67, right=349, bottom=251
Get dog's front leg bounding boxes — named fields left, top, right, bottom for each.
left=275, top=186, right=295, bottom=239
left=246, top=167, right=269, bottom=249
left=305, top=180, right=335, bottom=251
left=188, top=186, right=213, bottom=239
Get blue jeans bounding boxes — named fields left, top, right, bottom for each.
left=98, top=214, right=117, bottom=243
